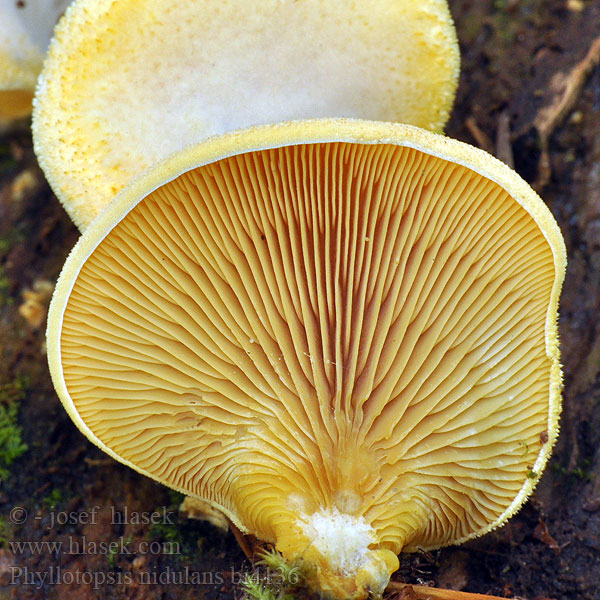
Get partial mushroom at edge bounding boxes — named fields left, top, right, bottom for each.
left=0, top=0, right=69, bottom=122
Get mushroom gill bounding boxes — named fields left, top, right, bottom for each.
left=48, top=120, right=565, bottom=599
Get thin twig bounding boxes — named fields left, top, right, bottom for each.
left=534, top=35, right=600, bottom=187
left=496, top=111, right=514, bottom=168
left=465, top=117, right=495, bottom=155
left=387, top=581, right=521, bottom=600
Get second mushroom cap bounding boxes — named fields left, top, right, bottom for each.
left=32, top=0, right=460, bottom=230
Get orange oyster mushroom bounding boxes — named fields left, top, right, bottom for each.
left=32, top=0, right=460, bottom=231
left=47, top=120, right=566, bottom=599
left=0, top=0, right=70, bottom=122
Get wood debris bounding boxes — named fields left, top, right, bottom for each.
left=18, top=279, right=54, bottom=328
left=534, top=35, right=600, bottom=187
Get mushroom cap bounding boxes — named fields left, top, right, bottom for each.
left=32, top=0, right=459, bottom=231
left=0, top=0, right=69, bottom=120
left=47, top=119, right=565, bottom=598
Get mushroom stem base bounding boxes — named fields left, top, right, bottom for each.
left=276, top=507, right=399, bottom=598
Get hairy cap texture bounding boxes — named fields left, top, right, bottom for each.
left=33, top=0, right=459, bottom=230
left=48, top=121, right=565, bottom=598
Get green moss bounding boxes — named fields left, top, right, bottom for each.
left=0, top=266, right=11, bottom=308
left=107, top=545, right=117, bottom=568
left=0, top=143, right=17, bottom=175
left=42, top=488, right=64, bottom=510
left=167, top=489, right=185, bottom=506
left=242, top=573, right=294, bottom=600
left=526, top=468, right=538, bottom=480
left=570, top=467, right=594, bottom=482
left=147, top=492, right=200, bottom=561
left=0, top=379, right=28, bottom=481
left=551, top=458, right=594, bottom=483
left=0, top=228, right=26, bottom=258
left=256, top=549, right=305, bottom=587
left=148, top=491, right=183, bottom=541
left=108, top=533, right=132, bottom=567
left=241, top=549, right=306, bottom=600
left=148, top=518, right=184, bottom=546
left=0, top=516, right=14, bottom=548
